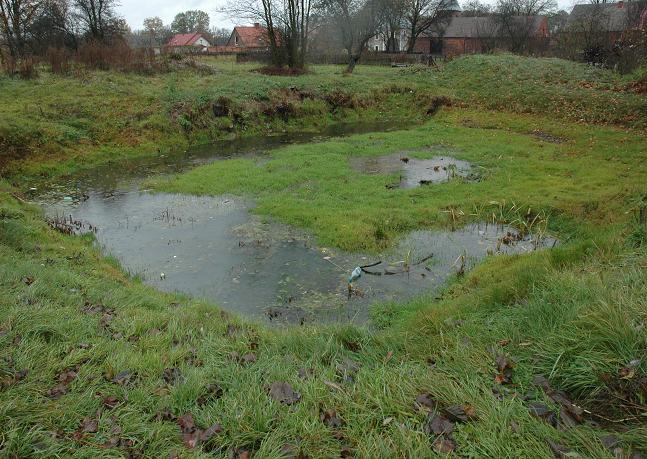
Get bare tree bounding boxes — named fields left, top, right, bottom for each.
left=220, top=0, right=313, bottom=69
left=494, top=0, right=555, bottom=52
left=30, top=0, right=76, bottom=53
left=383, top=0, right=406, bottom=52
left=171, top=10, right=210, bottom=34
left=0, top=0, right=43, bottom=57
left=403, top=0, right=453, bottom=53
left=211, top=26, right=231, bottom=46
left=474, top=16, right=500, bottom=51
left=143, top=16, right=164, bottom=47
left=72, top=0, right=119, bottom=42
left=319, top=0, right=386, bottom=73
left=461, top=0, right=492, bottom=16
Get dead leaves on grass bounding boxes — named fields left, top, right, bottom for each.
left=268, top=381, right=301, bottom=405
left=416, top=392, right=477, bottom=454
left=494, top=354, right=515, bottom=385
left=47, top=366, right=79, bottom=399
left=197, top=383, right=224, bottom=406
left=531, top=375, right=584, bottom=430
left=176, top=412, right=222, bottom=449
left=162, top=367, right=183, bottom=386
left=320, top=409, right=343, bottom=429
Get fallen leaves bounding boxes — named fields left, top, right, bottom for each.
left=80, top=417, right=98, bottom=433
left=110, top=370, right=133, bottom=386
left=197, top=383, right=224, bottom=406
left=224, top=323, right=239, bottom=338
left=494, top=354, right=515, bottom=385
left=618, top=359, right=641, bottom=380
left=336, top=359, right=361, bottom=383
left=433, top=437, right=457, bottom=454
left=424, top=413, right=454, bottom=435
left=102, top=395, right=121, bottom=410
left=162, top=367, right=183, bottom=385
left=444, top=404, right=477, bottom=423
left=414, top=393, right=438, bottom=412
left=268, top=381, right=301, bottom=405
left=153, top=407, right=176, bottom=422
left=297, top=367, right=314, bottom=380
left=546, top=439, right=575, bottom=459
left=47, top=366, right=79, bottom=399
left=21, top=276, right=35, bottom=285
left=176, top=413, right=222, bottom=449
left=320, top=409, right=343, bottom=428
left=417, top=393, right=477, bottom=455
left=532, top=375, right=584, bottom=430
left=0, top=368, right=27, bottom=390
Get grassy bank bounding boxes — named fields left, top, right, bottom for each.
left=1, top=147, right=646, bottom=458
left=1, top=54, right=646, bottom=457
left=1, top=54, right=646, bottom=182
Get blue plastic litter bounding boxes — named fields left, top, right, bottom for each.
left=348, top=267, right=362, bottom=283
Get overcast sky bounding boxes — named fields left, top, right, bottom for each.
left=116, top=0, right=579, bottom=31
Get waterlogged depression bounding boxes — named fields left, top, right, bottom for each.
left=35, top=125, right=556, bottom=324
left=44, top=190, right=555, bottom=324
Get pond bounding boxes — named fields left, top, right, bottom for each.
left=350, top=153, right=474, bottom=188
left=36, top=123, right=556, bottom=325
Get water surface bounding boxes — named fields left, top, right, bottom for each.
left=45, top=191, right=554, bottom=324
left=36, top=123, right=554, bottom=324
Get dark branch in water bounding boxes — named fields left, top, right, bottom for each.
left=413, top=254, right=434, bottom=266
left=360, top=261, right=382, bottom=269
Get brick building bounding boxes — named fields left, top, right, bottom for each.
left=414, top=15, right=549, bottom=56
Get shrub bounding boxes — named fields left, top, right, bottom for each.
left=18, top=58, right=38, bottom=80
left=47, top=47, right=69, bottom=75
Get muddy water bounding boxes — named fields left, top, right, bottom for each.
left=350, top=153, right=473, bottom=188
left=37, top=123, right=555, bottom=325
left=33, top=121, right=403, bottom=201
left=44, top=191, right=554, bottom=324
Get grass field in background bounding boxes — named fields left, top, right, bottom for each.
left=1, top=54, right=645, bottom=180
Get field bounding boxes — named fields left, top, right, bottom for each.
left=0, top=55, right=646, bottom=458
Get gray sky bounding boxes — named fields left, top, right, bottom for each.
left=117, top=0, right=578, bottom=31
left=117, top=0, right=234, bottom=30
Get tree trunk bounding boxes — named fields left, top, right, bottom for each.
left=345, top=54, right=359, bottom=73
left=406, top=24, right=417, bottom=53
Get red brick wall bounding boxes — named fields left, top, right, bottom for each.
left=443, top=38, right=466, bottom=56
left=413, top=37, right=432, bottom=53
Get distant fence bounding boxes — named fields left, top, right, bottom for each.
left=233, top=51, right=440, bottom=66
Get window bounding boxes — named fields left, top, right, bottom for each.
left=235, top=35, right=238, bottom=46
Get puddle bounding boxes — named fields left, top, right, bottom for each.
left=351, top=153, right=473, bottom=188
left=44, top=191, right=555, bottom=324
left=531, top=130, right=567, bottom=144
left=30, top=120, right=407, bottom=201
left=34, top=122, right=555, bottom=325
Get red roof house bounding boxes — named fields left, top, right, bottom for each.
left=227, top=23, right=271, bottom=50
left=165, top=33, right=211, bottom=53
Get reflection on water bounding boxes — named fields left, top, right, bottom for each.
left=350, top=153, right=473, bottom=188
left=32, top=120, right=407, bottom=201
left=35, top=122, right=555, bottom=324
left=44, top=191, right=555, bottom=324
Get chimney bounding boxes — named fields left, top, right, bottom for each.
left=254, top=23, right=260, bottom=28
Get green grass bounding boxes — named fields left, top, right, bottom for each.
left=1, top=54, right=647, bottom=458
left=2, top=54, right=646, bottom=181
left=147, top=108, right=645, bottom=251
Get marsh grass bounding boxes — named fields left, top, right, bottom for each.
left=2, top=54, right=646, bottom=180
left=1, top=178, right=646, bottom=457
left=148, top=109, right=645, bottom=252
left=1, top=54, right=646, bottom=458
